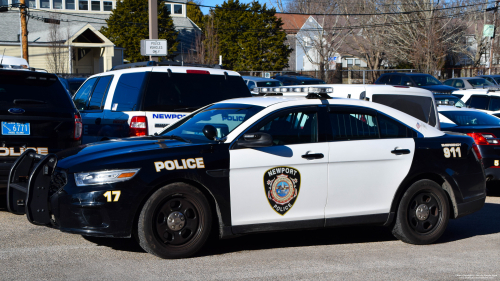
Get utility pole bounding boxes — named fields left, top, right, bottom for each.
left=20, top=0, right=29, bottom=64
left=489, top=0, right=499, bottom=74
left=148, top=0, right=158, bottom=62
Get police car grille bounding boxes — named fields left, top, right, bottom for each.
left=50, top=169, right=67, bottom=195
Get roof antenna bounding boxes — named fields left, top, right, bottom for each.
left=0, top=48, right=6, bottom=65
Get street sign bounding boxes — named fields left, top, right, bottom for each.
left=265, top=72, right=271, bottom=78
left=140, top=39, right=168, bottom=56
left=483, top=24, right=495, bottom=38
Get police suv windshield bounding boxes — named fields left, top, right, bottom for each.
left=160, top=103, right=264, bottom=143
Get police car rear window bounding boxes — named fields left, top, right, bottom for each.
left=142, top=72, right=251, bottom=112
left=372, top=95, right=437, bottom=127
left=0, top=71, right=73, bottom=109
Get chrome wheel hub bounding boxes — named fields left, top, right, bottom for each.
left=167, top=211, right=185, bottom=231
left=415, top=204, right=430, bottom=221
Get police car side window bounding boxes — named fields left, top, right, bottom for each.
left=73, top=77, right=97, bottom=111
left=489, top=97, right=500, bottom=111
left=88, top=75, right=113, bottom=110
left=378, top=114, right=414, bottom=138
left=255, top=110, right=318, bottom=145
left=111, top=72, right=146, bottom=111
left=329, top=111, right=378, bottom=140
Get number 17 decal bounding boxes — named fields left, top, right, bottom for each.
left=443, top=147, right=461, bottom=158
left=103, top=190, right=121, bottom=202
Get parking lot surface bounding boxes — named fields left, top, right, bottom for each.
left=1, top=193, right=499, bottom=281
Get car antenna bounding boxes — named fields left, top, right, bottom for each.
left=0, top=48, right=6, bottom=65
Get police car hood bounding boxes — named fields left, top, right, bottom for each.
left=55, top=137, right=200, bottom=172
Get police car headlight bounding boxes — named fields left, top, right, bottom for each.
left=74, top=168, right=140, bottom=186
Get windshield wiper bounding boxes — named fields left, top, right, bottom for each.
left=174, top=106, right=202, bottom=112
left=161, top=134, right=191, bottom=143
left=13, top=99, right=46, bottom=104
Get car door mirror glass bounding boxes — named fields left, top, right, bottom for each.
left=238, top=132, right=273, bottom=148
left=203, top=124, right=218, bottom=141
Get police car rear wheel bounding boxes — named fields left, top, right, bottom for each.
left=138, top=183, right=212, bottom=259
left=392, top=179, right=450, bottom=245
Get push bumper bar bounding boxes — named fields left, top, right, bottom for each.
left=6, top=149, right=57, bottom=226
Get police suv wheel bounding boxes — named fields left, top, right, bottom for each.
left=138, top=183, right=212, bottom=259
left=392, top=179, right=450, bottom=245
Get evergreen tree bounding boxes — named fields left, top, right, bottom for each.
left=212, top=0, right=292, bottom=71
left=187, top=1, right=205, bottom=32
left=101, top=0, right=178, bottom=63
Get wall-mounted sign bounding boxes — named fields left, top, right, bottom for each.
left=483, top=24, right=495, bottom=38
left=140, top=40, right=168, bottom=56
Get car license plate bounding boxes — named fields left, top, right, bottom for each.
left=1, top=122, right=30, bottom=135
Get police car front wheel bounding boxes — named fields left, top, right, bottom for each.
left=392, top=179, right=450, bottom=245
left=137, top=183, right=212, bottom=259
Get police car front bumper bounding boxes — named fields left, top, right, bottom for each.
left=7, top=149, right=135, bottom=238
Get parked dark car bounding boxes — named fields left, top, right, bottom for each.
left=0, top=69, right=82, bottom=194
left=375, top=73, right=457, bottom=94
left=477, top=75, right=500, bottom=86
left=272, top=75, right=326, bottom=86
left=439, top=106, right=500, bottom=183
left=59, top=77, right=87, bottom=96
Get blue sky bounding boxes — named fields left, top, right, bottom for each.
left=198, top=0, right=267, bottom=14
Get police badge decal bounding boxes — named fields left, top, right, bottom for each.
left=264, top=167, right=301, bottom=215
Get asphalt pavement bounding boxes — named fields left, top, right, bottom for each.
left=0, top=191, right=499, bottom=281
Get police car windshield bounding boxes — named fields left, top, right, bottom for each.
left=440, top=110, right=500, bottom=126
left=160, top=103, right=265, bottom=143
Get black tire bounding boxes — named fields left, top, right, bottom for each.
left=138, top=183, right=212, bottom=259
left=392, top=179, right=450, bottom=245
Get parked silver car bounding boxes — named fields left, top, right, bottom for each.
left=443, top=77, right=499, bottom=90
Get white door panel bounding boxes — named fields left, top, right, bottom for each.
left=230, top=143, right=329, bottom=226
left=146, top=111, right=189, bottom=135
left=326, top=139, right=414, bottom=218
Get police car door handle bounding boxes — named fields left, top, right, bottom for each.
left=301, top=153, right=324, bottom=159
left=391, top=149, right=410, bottom=155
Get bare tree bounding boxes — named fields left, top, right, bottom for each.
left=184, top=15, right=219, bottom=65
left=46, top=15, right=70, bottom=73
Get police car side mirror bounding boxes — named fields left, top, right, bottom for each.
left=237, top=132, right=273, bottom=148
left=203, top=125, right=218, bottom=141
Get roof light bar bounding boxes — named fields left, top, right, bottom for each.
left=254, top=87, right=333, bottom=95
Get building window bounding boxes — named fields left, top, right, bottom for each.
left=347, top=59, right=353, bottom=67
left=103, top=1, right=112, bottom=11
left=28, top=0, right=36, bottom=8
left=40, top=0, right=49, bottom=8
left=91, top=0, right=100, bottom=10
left=66, top=0, right=75, bottom=9
left=79, top=0, right=88, bottom=10
left=355, top=59, right=361, bottom=65
left=174, top=4, right=182, bottom=14
left=11, top=0, right=20, bottom=6
left=53, top=0, right=62, bottom=9
left=165, top=3, right=171, bottom=14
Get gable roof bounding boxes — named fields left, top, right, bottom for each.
left=275, top=14, right=310, bottom=34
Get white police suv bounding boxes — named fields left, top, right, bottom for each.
left=72, top=61, right=251, bottom=144
left=7, top=89, right=486, bottom=259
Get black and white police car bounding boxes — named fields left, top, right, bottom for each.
left=7, top=89, right=486, bottom=259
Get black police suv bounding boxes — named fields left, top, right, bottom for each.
left=0, top=69, right=82, bottom=194
left=375, top=73, right=457, bottom=94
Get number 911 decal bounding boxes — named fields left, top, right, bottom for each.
left=442, top=143, right=462, bottom=158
